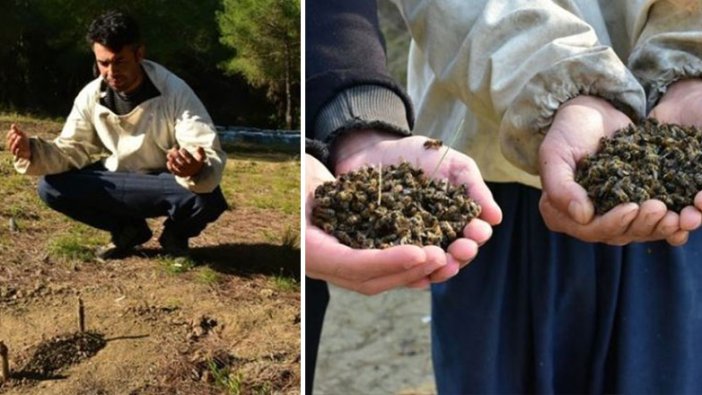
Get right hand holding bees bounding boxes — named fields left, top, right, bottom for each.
left=327, top=130, right=502, bottom=287
left=306, top=154, right=452, bottom=294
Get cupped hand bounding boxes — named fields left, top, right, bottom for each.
left=648, top=78, right=702, bottom=240
left=166, top=146, right=206, bottom=177
left=6, top=124, right=31, bottom=160
left=305, top=154, right=451, bottom=294
left=329, top=129, right=502, bottom=285
left=538, top=95, right=688, bottom=245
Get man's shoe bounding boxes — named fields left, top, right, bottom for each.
left=96, top=224, right=152, bottom=261
left=158, top=228, right=190, bottom=257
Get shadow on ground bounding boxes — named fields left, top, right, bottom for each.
left=138, top=243, right=300, bottom=280
left=195, top=243, right=300, bottom=280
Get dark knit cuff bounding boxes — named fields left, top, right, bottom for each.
left=314, top=85, right=411, bottom=144
left=307, top=85, right=412, bottom=167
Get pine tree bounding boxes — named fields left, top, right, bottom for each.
left=217, top=0, right=300, bottom=129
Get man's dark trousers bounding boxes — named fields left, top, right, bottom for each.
left=37, top=163, right=228, bottom=241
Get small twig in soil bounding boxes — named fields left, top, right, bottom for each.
left=8, top=218, right=18, bottom=233
left=77, top=298, right=85, bottom=333
left=0, top=340, right=9, bottom=383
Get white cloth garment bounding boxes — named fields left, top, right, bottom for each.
left=391, top=0, right=702, bottom=188
left=15, top=60, right=226, bottom=193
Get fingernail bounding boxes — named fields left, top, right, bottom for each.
left=568, top=201, right=586, bottom=224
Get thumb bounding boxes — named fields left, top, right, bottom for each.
left=540, top=148, right=594, bottom=225
left=195, top=146, right=206, bottom=161
left=167, top=146, right=179, bottom=158
left=306, top=155, right=334, bottom=195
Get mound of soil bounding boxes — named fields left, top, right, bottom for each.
left=576, top=120, right=702, bottom=214
left=312, top=161, right=481, bottom=249
left=21, top=332, right=106, bottom=377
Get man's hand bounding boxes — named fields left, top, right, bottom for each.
left=539, top=95, right=689, bottom=245
left=328, top=130, right=502, bottom=285
left=166, top=146, right=206, bottom=177
left=647, top=78, right=702, bottom=240
left=6, top=124, right=31, bottom=160
left=306, top=154, right=456, bottom=294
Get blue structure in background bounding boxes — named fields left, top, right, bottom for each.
left=216, top=126, right=300, bottom=149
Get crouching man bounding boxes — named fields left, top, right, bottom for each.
left=6, top=10, right=228, bottom=260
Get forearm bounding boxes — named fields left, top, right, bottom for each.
left=14, top=137, right=91, bottom=176
left=306, top=0, right=414, bottom=162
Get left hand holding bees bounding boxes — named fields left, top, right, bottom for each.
left=305, top=154, right=452, bottom=294
left=329, top=129, right=502, bottom=286
left=648, top=78, right=702, bottom=239
left=539, top=95, right=693, bottom=246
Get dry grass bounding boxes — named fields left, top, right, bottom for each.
left=0, top=114, right=301, bottom=395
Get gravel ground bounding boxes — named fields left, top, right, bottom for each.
left=313, top=286, right=436, bottom=394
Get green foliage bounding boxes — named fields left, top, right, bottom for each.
left=48, top=226, right=106, bottom=262
left=0, top=1, right=278, bottom=127
left=272, top=273, right=299, bottom=292
left=48, top=237, right=95, bottom=262
left=281, top=224, right=300, bottom=250
left=222, top=156, right=300, bottom=215
left=195, top=267, right=222, bottom=286
left=217, top=0, right=300, bottom=128
left=208, top=360, right=244, bottom=394
left=160, top=256, right=196, bottom=274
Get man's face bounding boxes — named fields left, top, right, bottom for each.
left=92, top=42, right=144, bottom=93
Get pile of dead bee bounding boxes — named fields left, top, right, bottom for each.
left=576, top=119, right=702, bottom=214
left=312, top=161, right=481, bottom=249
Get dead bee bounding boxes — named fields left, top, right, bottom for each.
left=311, top=161, right=481, bottom=249
left=423, top=139, right=443, bottom=150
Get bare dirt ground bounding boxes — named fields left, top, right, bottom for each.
left=0, top=116, right=300, bottom=394
left=313, top=286, right=435, bottom=395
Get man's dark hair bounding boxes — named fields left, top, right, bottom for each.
left=87, top=10, right=141, bottom=51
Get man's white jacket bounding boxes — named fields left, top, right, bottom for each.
left=15, top=60, right=226, bottom=194
left=392, top=0, right=702, bottom=188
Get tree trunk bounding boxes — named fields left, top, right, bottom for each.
left=284, top=43, right=292, bottom=130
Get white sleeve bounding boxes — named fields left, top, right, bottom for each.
left=171, top=80, right=226, bottom=193
left=15, top=88, right=104, bottom=176
left=627, top=0, right=702, bottom=108
left=392, top=0, right=646, bottom=173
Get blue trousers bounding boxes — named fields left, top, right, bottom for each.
left=37, top=163, right=228, bottom=240
left=306, top=277, right=330, bottom=395
left=432, top=182, right=702, bottom=394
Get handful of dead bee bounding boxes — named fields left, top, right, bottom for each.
left=312, top=161, right=481, bottom=249
left=575, top=119, right=702, bottom=214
